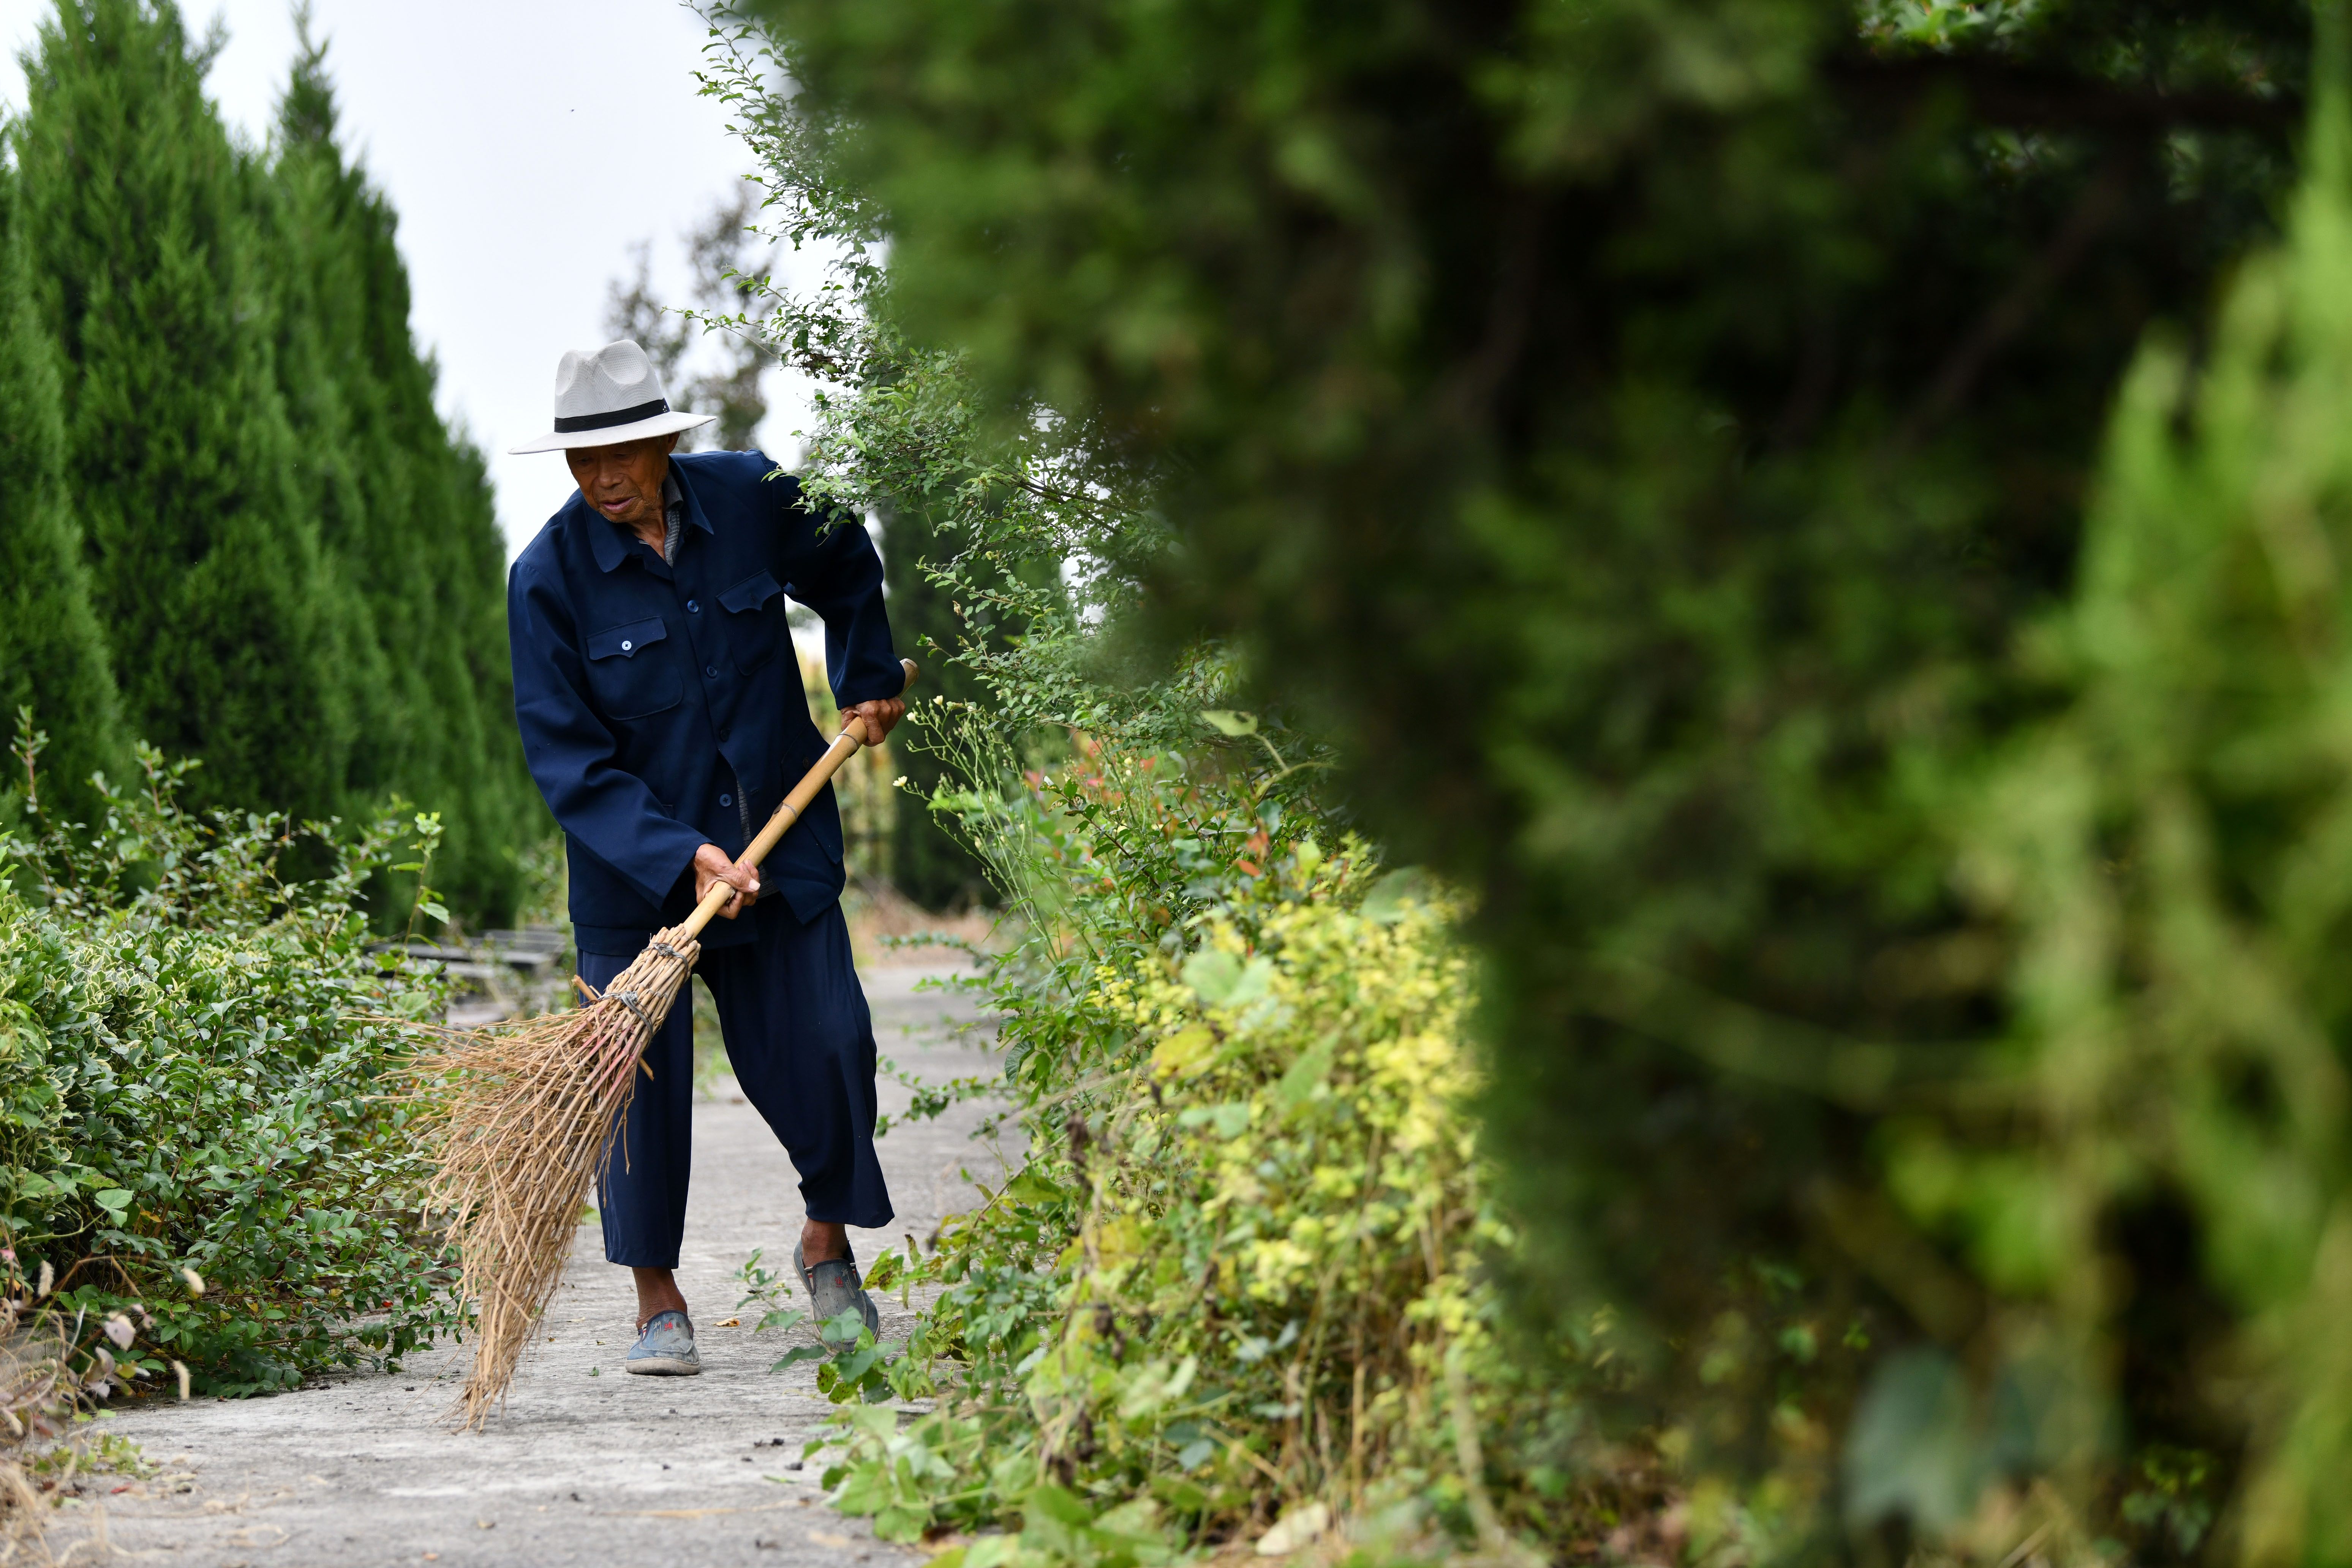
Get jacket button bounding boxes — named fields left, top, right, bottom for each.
left=705, top=665, right=718, bottom=678
left=720, top=793, right=732, bottom=807
left=687, top=599, right=700, bottom=613
left=620, top=639, right=634, bottom=653
left=718, top=725, right=730, bottom=741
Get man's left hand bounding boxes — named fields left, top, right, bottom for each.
left=841, top=697, right=906, bottom=746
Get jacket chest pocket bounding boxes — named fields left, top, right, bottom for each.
left=718, top=569, right=786, bottom=674
left=584, top=615, right=682, bottom=722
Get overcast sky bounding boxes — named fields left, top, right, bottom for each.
left=0, top=0, right=819, bottom=558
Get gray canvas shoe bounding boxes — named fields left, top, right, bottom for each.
left=624, top=1309, right=702, bottom=1376
left=795, top=1241, right=880, bottom=1336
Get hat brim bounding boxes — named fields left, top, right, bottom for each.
left=508, top=409, right=717, bottom=455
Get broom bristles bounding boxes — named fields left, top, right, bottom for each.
left=409, top=925, right=700, bottom=1428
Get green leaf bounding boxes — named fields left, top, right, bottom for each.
left=1003, top=1166, right=1070, bottom=1206
left=1151, top=1025, right=1216, bottom=1080
left=1176, top=1101, right=1254, bottom=1139
left=1844, top=1349, right=1983, bottom=1530
left=833, top=1461, right=891, bottom=1513
left=873, top=1504, right=930, bottom=1541
left=1274, top=1039, right=1334, bottom=1111
left=1183, top=949, right=1241, bottom=1003
left=1183, top=950, right=1271, bottom=1007
left=1360, top=866, right=1433, bottom=925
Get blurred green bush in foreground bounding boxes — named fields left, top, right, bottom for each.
left=1920, top=57, right=2352, bottom=1562
left=713, top=0, right=2352, bottom=1554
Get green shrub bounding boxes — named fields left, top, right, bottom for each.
left=795, top=714, right=1660, bottom=1563
left=1, top=719, right=456, bottom=1396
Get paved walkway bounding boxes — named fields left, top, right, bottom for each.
left=51, top=962, right=1001, bottom=1568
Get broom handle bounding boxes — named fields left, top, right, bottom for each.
left=678, top=657, right=920, bottom=941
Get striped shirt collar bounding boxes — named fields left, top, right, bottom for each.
left=661, top=471, right=685, bottom=564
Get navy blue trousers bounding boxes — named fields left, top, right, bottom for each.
left=579, top=903, right=893, bottom=1269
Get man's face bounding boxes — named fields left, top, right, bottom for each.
left=564, top=434, right=679, bottom=527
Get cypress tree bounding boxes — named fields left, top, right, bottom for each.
left=0, top=164, right=121, bottom=825
left=259, top=20, right=535, bottom=920
left=253, top=28, right=398, bottom=807
left=14, top=0, right=351, bottom=819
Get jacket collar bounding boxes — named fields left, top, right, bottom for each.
left=583, top=456, right=717, bottom=573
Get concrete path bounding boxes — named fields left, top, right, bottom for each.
left=49, top=961, right=1004, bottom=1568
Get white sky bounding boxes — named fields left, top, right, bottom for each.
left=0, top=0, right=822, bottom=558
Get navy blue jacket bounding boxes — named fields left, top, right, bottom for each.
left=507, top=450, right=901, bottom=956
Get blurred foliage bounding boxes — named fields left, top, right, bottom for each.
left=1, top=715, right=457, bottom=1397
left=1928, top=38, right=2352, bottom=1560
left=13, top=0, right=342, bottom=822
left=710, top=0, right=2352, bottom=1554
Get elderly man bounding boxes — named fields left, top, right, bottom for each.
left=507, top=339, right=905, bottom=1376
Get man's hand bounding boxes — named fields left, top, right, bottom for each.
left=841, top=697, right=906, bottom=746
left=693, top=843, right=759, bottom=920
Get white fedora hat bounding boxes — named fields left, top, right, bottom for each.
left=509, top=338, right=717, bottom=454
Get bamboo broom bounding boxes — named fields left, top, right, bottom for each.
left=416, top=658, right=917, bottom=1428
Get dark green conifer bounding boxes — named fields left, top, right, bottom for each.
left=253, top=25, right=397, bottom=804
left=13, top=0, right=350, bottom=818
left=259, top=18, right=536, bottom=919
left=0, top=165, right=121, bottom=823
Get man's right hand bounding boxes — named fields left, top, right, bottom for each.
left=693, top=843, right=759, bottom=919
